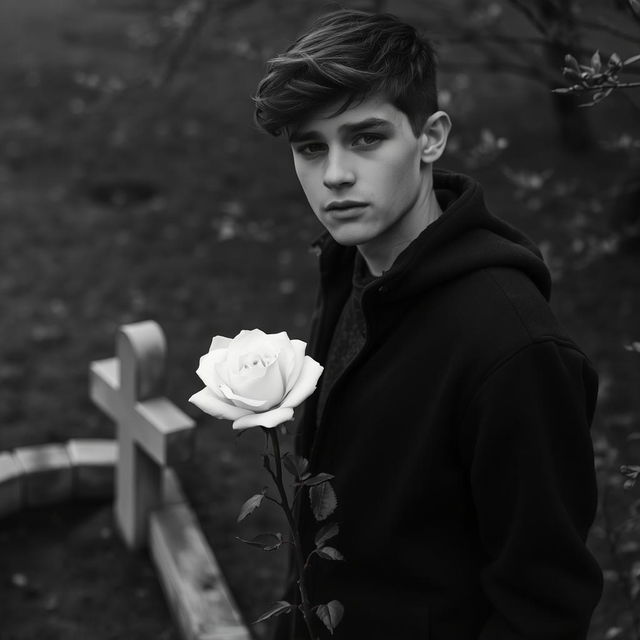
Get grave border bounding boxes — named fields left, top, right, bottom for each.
left=0, top=439, right=253, bottom=640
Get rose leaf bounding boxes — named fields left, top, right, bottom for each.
left=237, top=491, right=266, bottom=523
left=314, top=522, right=339, bottom=548
left=236, top=532, right=284, bottom=551
left=309, top=481, right=337, bottom=521
left=253, top=600, right=295, bottom=624
left=300, top=472, right=335, bottom=487
left=282, top=453, right=299, bottom=478
left=316, top=546, right=344, bottom=561
left=283, top=453, right=309, bottom=478
left=314, top=600, right=344, bottom=634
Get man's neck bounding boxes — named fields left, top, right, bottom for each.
left=358, top=189, right=443, bottom=277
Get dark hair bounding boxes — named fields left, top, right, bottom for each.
left=253, top=9, right=439, bottom=137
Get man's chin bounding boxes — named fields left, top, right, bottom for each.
left=331, top=237, right=360, bottom=247
left=325, top=227, right=371, bottom=247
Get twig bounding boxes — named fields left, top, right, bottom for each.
left=570, top=81, right=640, bottom=90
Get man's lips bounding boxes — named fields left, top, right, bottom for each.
left=324, top=201, right=368, bottom=212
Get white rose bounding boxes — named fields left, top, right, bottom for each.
left=189, top=329, right=324, bottom=430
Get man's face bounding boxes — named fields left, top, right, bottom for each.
left=289, top=95, right=432, bottom=250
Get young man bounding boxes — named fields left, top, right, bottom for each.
left=253, top=9, right=602, bottom=640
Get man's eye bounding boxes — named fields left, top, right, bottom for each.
left=353, top=133, right=383, bottom=148
left=297, top=143, right=325, bottom=156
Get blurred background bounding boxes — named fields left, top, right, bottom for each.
left=0, top=0, right=639, bottom=638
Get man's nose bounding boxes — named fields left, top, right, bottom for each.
left=323, top=149, right=355, bottom=189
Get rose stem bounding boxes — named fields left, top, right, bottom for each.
left=267, top=427, right=318, bottom=640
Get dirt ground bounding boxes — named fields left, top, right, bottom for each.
left=1, top=0, right=639, bottom=638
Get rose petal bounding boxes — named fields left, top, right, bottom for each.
left=189, top=388, right=253, bottom=420
left=283, top=339, right=306, bottom=395
left=196, top=351, right=229, bottom=393
left=257, top=332, right=296, bottom=392
left=269, top=331, right=295, bottom=353
left=214, top=359, right=232, bottom=387
left=232, top=406, right=295, bottom=431
left=226, top=329, right=270, bottom=374
left=281, top=356, right=324, bottom=410
left=209, top=335, right=232, bottom=352
left=229, top=330, right=290, bottom=369
left=276, top=340, right=295, bottom=385
left=231, top=355, right=269, bottom=383
left=229, top=359, right=286, bottom=409
left=219, top=384, right=268, bottom=409
left=233, top=329, right=256, bottom=340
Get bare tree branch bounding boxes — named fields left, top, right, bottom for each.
left=573, top=81, right=640, bottom=89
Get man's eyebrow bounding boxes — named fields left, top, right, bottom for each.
left=289, top=118, right=392, bottom=143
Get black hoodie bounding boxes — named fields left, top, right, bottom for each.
left=276, top=170, right=602, bottom=640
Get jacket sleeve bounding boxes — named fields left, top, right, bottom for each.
left=461, top=339, right=603, bottom=640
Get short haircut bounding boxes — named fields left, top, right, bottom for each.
left=253, top=9, right=439, bottom=138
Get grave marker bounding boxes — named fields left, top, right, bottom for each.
left=90, top=321, right=195, bottom=549
left=0, top=319, right=252, bottom=640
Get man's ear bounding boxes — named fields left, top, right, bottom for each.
left=419, top=111, right=452, bottom=164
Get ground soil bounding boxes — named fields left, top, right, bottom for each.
left=1, top=0, right=639, bottom=638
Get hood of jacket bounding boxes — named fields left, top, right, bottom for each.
left=313, top=169, right=551, bottom=303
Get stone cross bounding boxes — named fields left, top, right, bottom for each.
left=90, top=321, right=195, bottom=549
